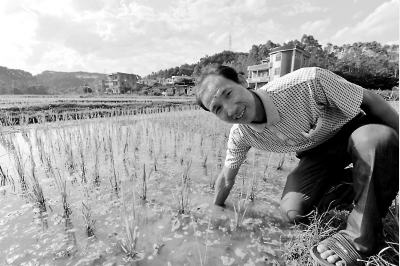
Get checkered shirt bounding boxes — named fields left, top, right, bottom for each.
left=225, top=67, right=364, bottom=169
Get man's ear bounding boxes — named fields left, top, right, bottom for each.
left=238, top=74, right=248, bottom=88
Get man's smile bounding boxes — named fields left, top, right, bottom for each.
left=236, top=108, right=245, bottom=119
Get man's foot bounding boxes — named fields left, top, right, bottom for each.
left=317, top=243, right=346, bottom=266
left=310, top=233, right=364, bottom=266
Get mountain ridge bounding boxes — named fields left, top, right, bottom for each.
left=0, top=66, right=108, bottom=94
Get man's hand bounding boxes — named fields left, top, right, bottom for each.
left=214, top=165, right=240, bottom=206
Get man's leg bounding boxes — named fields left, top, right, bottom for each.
left=280, top=148, right=353, bottom=223
left=317, top=124, right=399, bottom=263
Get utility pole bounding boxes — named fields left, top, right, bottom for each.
left=229, top=34, right=232, bottom=51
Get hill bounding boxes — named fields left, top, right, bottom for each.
left=0, top=67, right=107, bottom=95
left=35, top=71, right=107, bottom=94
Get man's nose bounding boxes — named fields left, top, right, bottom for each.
left=226, top=105, right=235, bottom=117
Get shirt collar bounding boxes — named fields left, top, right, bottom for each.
left=247, top=90, right=280, bottom=133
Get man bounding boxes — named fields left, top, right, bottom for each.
left=195, top=64, right=398, bottom=266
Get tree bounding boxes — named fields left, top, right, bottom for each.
left=192, top=65, right=201, bottom=79
left=301, top=34, right=326, bottom=67
left=246, top=45, right=260, bottom=66
left=83, top=86, right=92, bottom=93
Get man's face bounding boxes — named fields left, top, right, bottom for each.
left=200, top=75, right=256, bottom=124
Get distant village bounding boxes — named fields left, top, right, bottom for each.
left=88, top=44, right=313, bottom=96
left=87, top=74, right=195, bottom=97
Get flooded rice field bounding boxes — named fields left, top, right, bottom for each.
left=0, top=106, right=299, bottom=265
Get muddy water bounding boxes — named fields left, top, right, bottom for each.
left=0, top=110, right=298, bottom=265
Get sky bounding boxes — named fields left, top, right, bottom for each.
left=0, top=0, right=398, bottom=77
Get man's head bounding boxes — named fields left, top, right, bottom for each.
left=195, top=64, right=257, bottom=124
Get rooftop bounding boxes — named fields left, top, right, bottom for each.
left=269, top=44, right=311, bottom=57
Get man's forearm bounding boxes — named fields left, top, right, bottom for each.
left=214, top=177, right=233, bottom=206
left=213, top=166, right=239, bottom=206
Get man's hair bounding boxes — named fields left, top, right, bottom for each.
left=195, top=64, right=241, bottom=112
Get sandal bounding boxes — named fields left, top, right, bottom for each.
left=310, top=233, right=364, bottom=266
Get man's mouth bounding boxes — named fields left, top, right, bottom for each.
left=236, top=108, right=245, bottom=119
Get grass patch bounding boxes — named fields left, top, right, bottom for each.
left=282, top=203, right=399, bottom=266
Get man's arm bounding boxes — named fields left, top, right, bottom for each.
left=361, top=90, right=399, bottom=135
left=214, top=165, right=240, bottom=206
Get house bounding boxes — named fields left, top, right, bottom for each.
left=247, top=44, right=311, bottom=89
left=172, top=75, right=195, bottom=85
left=97, top=80, right=108, bottom=93
left=165, top=78, right=174, bottom=85
left=138, top=78, right=158, bottom=87
left=165, top=85, right=192, bottom=96
left=107, top=72, right=139, bottom=93
left=156, top=77, right=174, bottom=85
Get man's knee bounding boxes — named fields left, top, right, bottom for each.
left=279, top=206, right=302, bottom=223
left=279, top=192, right=310, bottom=223
left=350, top=125, right=398, bottom=152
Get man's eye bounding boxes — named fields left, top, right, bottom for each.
left=227, top=91, right=232, bottom=97
left=216, top=107, right=221, bottom=114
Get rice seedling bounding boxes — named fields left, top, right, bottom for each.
left=81, top=201, right=96, bottom=237
left=201, top=148, right=209, bottom=168
left=174, top=158, right=193, bottom=214
left=120, top=181, right=142, bottom=260
left=93, top=135, right=101, bottom=185
left=231, top=175, right=250, bottom=229
left=0, top=164, right=14, bottom=187
left=25, top=166, right=46, bottom=212
left=262, top=152, right=274, bottom=182
left=34, top=129, right=54, bottom=172
left=151, top=129, right=164, bottom=172
left=248, top=150, right=260, bottom=201
left=51, top=166, right=72, bottom=219
left=216, top=149, right=223, bottom=171
left=123, top=142, right=132, bottom=180
left=77, top=136, right=88, bottom=184
left=136, top=163, right=150, bottom=200
left=190, top=215, right=212, bottom=266
left=10, top=138, right=28, bottom=188
left=207, top=164, right=216, bottom=189
left=33, top=129, right=46, bottom=166
left=276, top=153, right=286, bottom=170
left=61, top=131, right=76, bottom=171
left=107, top=132, right=120, bottom=192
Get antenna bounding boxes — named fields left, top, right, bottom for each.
left=229, top=34, right=232, bottom=51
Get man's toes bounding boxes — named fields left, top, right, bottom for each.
left=335, top=260, right=346, bottom=266
left=326, top=254, right=340, bottom=263
left=316, top=244, right=328, bottom=253
left=320, top=250, right=335, bottom=259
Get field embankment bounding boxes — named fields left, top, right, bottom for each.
left=0, top=95, right=197, bottom=126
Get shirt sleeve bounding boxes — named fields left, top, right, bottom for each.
left=225, top=126, right=251, bottom=169
left=315, top=68, right=364, bottom=119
